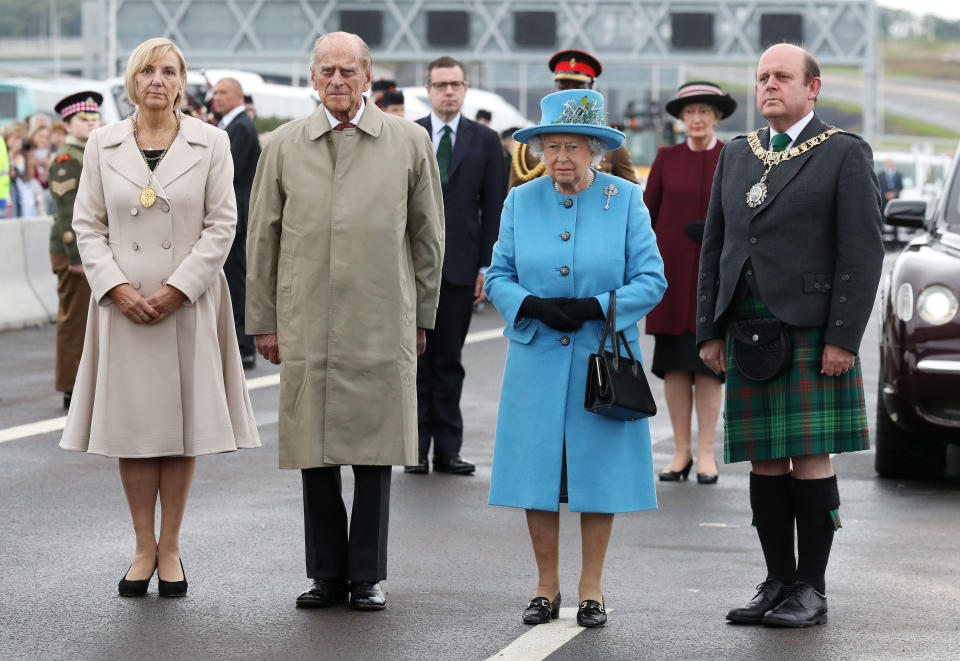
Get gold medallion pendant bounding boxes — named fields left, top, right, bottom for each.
left=140, top=186, right=157, bottom=208
left=746, top=181, right=767, bottom=208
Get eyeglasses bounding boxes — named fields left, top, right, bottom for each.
left=428, top=81, right=466, bottom=91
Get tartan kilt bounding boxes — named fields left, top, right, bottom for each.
left=723, top=298, right=869, bottom=464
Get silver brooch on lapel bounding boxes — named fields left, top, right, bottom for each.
left=603, top=184, right=618, bottom=210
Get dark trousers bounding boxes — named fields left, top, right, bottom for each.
left=302, top=465, right=391, bottom=583
left=416, top=277, right=475, bottom=458
left=223, top=228, right=254, bottom=357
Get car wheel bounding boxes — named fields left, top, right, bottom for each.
left=875, top=383, right=946, bottom=479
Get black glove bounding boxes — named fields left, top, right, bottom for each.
left=518, top=296, right=582, bottom=331
left=558, top=297, right=605, bottom=322
left=684, top=220, right=706, bottom=242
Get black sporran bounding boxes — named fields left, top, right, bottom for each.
left=584, top=290, right=657, bottom=421
left=729, top=317, right=792, bottom=382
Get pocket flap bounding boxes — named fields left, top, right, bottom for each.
left=730, top=318, right=784, bottom=345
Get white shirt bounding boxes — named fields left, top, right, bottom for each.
left=430, top=111, right=460, bottom=151
left=218, top=104, right=246, bottom=129
left=324, top=99, right=365, bottom=130
left=768, top=110, right=815, bottom=151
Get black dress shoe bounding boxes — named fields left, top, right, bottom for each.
left=158, top=558, right=188, bottom=598
left=296, top=578, right=348, bottom=608
left=404, top=457, right=429, bottom=474
left=349, top=581, right=386, bottom=610
left=118, top=561, right=156, bottom=597
left=63, top=392, right=72, bottom=409
left=726, top=578, right=790, bottom=624
left=522, top=592, right=561, bottom=624
left=433, top=454, right=475, bottom=474
left=659, top=459, right=693, bottom=481
left=241, top=353, right=256, bottom=370
left=577, top=598, right=607, bottom=628
left=697, top=472, right=719, bottom=484
left=762, top=581, right=828, bottom=627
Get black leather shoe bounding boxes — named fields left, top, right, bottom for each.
left=433, top=454, right=475, bottom=474
left=349, top=581, right=386, bottom=610
left=118, top=561, right=156, bottom=597
left=404, top=457, right=429, bottom=474
left=241, top=353, right=256, bottom=370
left=659, top=459, right=693, bottom=481
left=726, top=578, right=790, bottom=624
left=296, top=578, right=348, bottom=608
left=522, top=592, right=561, bottom=624
left=762, top=581, right=828, bottom=627
left=577, top=598, right=607, bottom=628
left=63, top=392, right=72, bottom=409
left=158, top=558, right=188, bottom=598
left=697, top=472, right=719, bottom=484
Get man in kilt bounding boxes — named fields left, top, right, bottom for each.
left=697, top=44, right=883, bottom=627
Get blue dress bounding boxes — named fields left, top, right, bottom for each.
left=484, top=171, right=667, bottom=513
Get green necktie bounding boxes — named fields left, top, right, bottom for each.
left=771, top=132, right=791, bottom=152
left=437, top=125, right=452, bottom=186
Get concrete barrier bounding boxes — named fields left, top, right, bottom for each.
left=0, top=219, right=50, bottom=331
left=20, top=216, right=58, bottom=319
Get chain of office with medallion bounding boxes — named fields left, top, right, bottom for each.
left=131, top=111, right=181, bottom=208
left=744, top=125, right=842, bottom=208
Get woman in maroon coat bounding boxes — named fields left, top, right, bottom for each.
left=644, top=82, right=736, bottom=484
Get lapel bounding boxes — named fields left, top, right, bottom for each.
left=307, top=102, right=384, bottom=140
left=752, top=114, right=828, bottom=218
left=448, top=115, right=472, bottom=180
left=103, top=115, right=204, bottom=201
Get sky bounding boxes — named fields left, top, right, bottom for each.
left=878, top=0, right=960, bottom=20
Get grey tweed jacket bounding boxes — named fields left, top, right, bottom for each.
left=696, top=114, right=883, bottom=355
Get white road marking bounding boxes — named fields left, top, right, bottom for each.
left=0, top=326, right=509, bottom=445
left=486, top=607, right=609, bottom=660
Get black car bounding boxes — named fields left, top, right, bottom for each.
left=876, top=153, right=960, bottom=478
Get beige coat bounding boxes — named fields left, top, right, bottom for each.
left=60, top=115, right=261, bottom=458
left=246, top=103, right=444, bottom=469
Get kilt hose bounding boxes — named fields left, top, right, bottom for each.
left=723, top=298, right=869, bottom=465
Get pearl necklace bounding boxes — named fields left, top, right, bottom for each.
left=554, top=169, right=595, bottom=194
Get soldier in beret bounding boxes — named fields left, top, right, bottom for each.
left=49, top=91, right=101, bottom=408
left=509, top=49, right=637, bottom=189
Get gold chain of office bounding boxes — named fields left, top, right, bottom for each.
left=744, top=126, right=842, bottom=208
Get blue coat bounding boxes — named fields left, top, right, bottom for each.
left=484, top=171, right=667, bottom=513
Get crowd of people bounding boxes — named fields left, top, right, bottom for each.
left=3, top=28, right=884, bottom=633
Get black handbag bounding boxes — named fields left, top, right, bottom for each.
left=729, top=317, right=792, bottom=382
left=584, top=291, right=657, bottom=421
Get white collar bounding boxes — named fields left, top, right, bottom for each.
left=430, top=111, right=461, bottom=136
left=219, top=104, right=246, bottom=128
left=686, top=135, right=718, bottom=151
left=324, top=99, right=365, bottom=130
left=769, top=110, right=814, bottom=150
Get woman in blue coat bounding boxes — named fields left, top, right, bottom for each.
left=484, top=89, right=667, bottom=628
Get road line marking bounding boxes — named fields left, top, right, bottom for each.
left=486, top=607, right=606, bottom=660
left=0, top=416, right=67, bottom=444
left=0, top=326, right=508, bottom=445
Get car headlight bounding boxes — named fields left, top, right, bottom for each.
left=917, top=285, right=958, bottom=326
left=895, top=283, right=914, bottom=322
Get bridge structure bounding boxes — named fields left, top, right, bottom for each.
left=18, top=0, right=880, bottom=140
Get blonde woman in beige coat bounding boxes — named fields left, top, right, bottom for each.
left=60, top=38, right=260, bottom=598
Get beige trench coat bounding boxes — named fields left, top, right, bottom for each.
left=60, top=116, right=261, bottom=458
left=246, top=103, right=444, bottom=469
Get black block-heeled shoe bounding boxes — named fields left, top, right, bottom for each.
left=118, top=560, right=156, bottom=597
left=158, top=558, right=188, bottom=598
left=659, top=459, right=693, bottom=481
left=522, top=592, right=561, bottom=624
left=577, top=598, right=607, bottom=628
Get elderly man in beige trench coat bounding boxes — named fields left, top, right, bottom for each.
left=246, top=32, right=444, bottom=612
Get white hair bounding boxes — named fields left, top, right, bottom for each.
left=527, top=133, right=606, bottom=166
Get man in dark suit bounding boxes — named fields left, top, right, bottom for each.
left=879, top=158, right=903, bottom=209
left=697, top=44, right=883, bottom=628
left=409, top=56, right=506, bottom=475
left=212, top=77, right=261, bottom=367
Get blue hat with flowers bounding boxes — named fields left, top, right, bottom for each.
left=513, top=89, right=624, bottom=152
